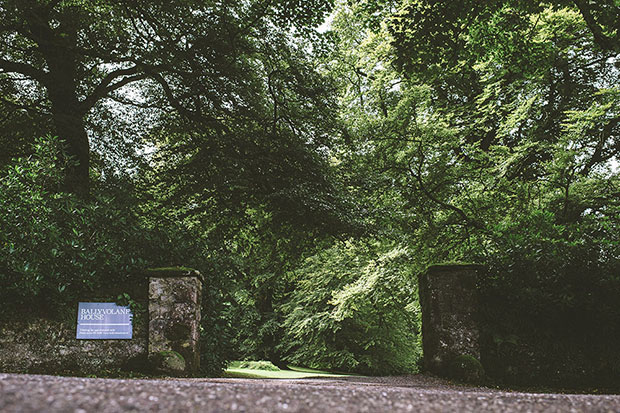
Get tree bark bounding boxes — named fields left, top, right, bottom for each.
left=25, top=5, right=90, bottom=196
left=572, top=0, right=619, bottom=52
left=47, top=82, right=90, bottom=196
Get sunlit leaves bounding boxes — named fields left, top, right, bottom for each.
left=279, top=240, right=420, bottom=374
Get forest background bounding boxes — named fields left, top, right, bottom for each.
left=1, top=0, right=619, bottom=386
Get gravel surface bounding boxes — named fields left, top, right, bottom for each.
left=1, top=373, right=620, bottom=412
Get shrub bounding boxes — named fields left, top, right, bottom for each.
left=0, top=136, right=234, bottom=376
left=478, top=210, right=620, bottom=386
left=233, top=360, right=281, bottom=371
left=0, top=138, right=163, bottom=310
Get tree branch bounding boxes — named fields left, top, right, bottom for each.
left=408, top=150, right=483, bottom=229
left=106, top=94, right=163, bottom=110
left=572, top=0, right=619, bottom=52
left=0, top=94, right=49, bottom=116
left=580, top=115, right=620, bottom=176
left=0, top=58, right=48, bottom=84
left=145, top=67, right=226, bottom=131
left=80, top=66, right=143, bottom=113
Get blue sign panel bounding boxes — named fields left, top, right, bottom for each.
left=76, top=302, right=133, bottom=339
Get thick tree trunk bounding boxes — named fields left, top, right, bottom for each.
left=26, top=6, right=90, bottom=196
left=48, top=86, right=90, bottom=196
left=45, top=36, right=90, bottom=196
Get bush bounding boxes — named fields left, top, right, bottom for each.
left=0, top=137, right=154, bottom=312
left=278, top=240, right=421, bottom=375
left=0, top=136, right=233, bottom=376
left=478, top=210, right=620, bottom=386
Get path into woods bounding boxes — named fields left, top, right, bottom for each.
left=1, top=373, right=619, bottom=412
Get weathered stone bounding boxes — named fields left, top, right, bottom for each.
left=418, top=264, right=481, bottom=378
left=0, top=267, right=204, bottom=377
left=0, top=307, right=147, bottom=375
left=148, top=269, right=202, bottom=377
left=151, top=351, right=186, bottom=375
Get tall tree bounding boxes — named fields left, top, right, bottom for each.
left=0, top=0, right=334, bottom=194
left=331, top=0, right=619, bottom=261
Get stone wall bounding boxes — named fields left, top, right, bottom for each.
left=0, top=267, right=203, bottom=376
left=418, top=264, right=482, bottom=380
left=0, top=308, right=148, bottom=374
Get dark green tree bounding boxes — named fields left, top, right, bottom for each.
left=0, top=0, right=334, bottom=194
left=143, top=23, right=361, bottom=366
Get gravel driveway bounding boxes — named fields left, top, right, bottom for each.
left=1, top=373, right=619, bottom=412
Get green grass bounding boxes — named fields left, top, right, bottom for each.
left=228, top=360, right=280, bottom=371
left=224, top=362, right=355, bottom=379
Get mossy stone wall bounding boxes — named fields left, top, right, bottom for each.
left=0, top=307, right=148, bottom=375
left=0, top=267, right=203, bottom=377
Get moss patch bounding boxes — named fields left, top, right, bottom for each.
left=447, top=354, right=485, bottom=383
left=153, top=350, right=186, bottom=374
left=145, top=267, right=203, bottom=282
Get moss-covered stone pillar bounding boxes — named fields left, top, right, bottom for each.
left=147, top=267, right=203, bottom=377
left=418, top=264, right=482, bottom=378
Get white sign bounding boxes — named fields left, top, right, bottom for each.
left=76, top=302, right=133, bottom=339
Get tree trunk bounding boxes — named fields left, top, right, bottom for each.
left=255, top=283, right=287, bottom=368
left=48, top=85, right=90, bottom=196
left=26, top=6, right=90, bottom=196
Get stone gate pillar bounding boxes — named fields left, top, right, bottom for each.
left=418, top=264, right=481, bottom=377
left=147, top=267, right=203, bottom=377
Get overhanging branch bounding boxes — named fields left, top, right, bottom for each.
left=80, top=66, right=143, bottom=113
left=0, top=58, right=48, bottom=84
left=572, top=0, right=619, bottom=52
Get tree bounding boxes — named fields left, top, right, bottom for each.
left=320, top=0, right=619, bottom=260
left=324, top=0, right=620, bottom=382
left=0, top=88, right=50, bottom=166
left=143, top=26, right=362, bottom=366
left=0, top=0, right=334, bottom=195
left=279, top=240, right=420, bottom=374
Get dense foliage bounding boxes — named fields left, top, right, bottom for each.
left=480, top=210, right=620, bottom=385
left=279, top=241, right=420, bottom=374
left=0, top=137, right=151, bottom=309
left=0, top=136, right=238, bottom=374
left=1, top=0, right=619, bottom=383
left=331, top=0, right=620, bottom=383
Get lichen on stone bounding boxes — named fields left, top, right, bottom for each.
left=153, top=350, right=186, bottom=374
left=148, top=275, right=202, bottom=377
left=418, top=265, right=481, bottom=378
